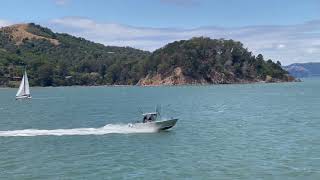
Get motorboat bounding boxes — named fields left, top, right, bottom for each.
left=129, top=111, right=178, bottom=131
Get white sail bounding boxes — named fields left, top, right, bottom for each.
left=16, top=74, right=25, bottom=97
left=24, top=70, right=30, bottom=95
left=16, top=70, right=31, bottom=98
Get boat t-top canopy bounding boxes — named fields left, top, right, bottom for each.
left=142, top=112, right=158, bottom=116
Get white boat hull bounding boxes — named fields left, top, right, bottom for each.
left=16, top=95, right=32, bottom=100
left=130, top=118, right=178, bottom=131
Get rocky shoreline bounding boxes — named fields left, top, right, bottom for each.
left=137, top=67, right=297, bottom=86
left=1, top=77, right=300, bottom=88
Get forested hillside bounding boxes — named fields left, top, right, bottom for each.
left=0, top=23, right=294, bottom=87
left=0, top=23, right=150, bottom=86
left=139, top=37, right=293, bottom=85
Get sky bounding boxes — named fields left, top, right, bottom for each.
left=0, top=0, right=320, bottom=65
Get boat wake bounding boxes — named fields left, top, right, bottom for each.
left=0, top=124, right=158, bottom=137
left=32, top=97, right=65, bottom=100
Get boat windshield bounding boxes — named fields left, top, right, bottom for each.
left=142, top=113, right=157, bottom=123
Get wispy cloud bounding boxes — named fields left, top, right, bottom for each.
left=0, top=19, right=12, bottom=27
left=49, top=17, right=320, bottom=65
left=159, top=0, right=200, bottom=7
left=53, top=0, right=70, bottom=6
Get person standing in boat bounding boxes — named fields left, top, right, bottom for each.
left=143, top=115, right=147, bottom=123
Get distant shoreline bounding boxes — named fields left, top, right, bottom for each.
left=0, top=80, right=301, bottom=89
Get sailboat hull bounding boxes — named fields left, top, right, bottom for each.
left=16, top=95, right=32, bottom=100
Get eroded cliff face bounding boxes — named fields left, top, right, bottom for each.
left=138, top=67, right=190, bottom=86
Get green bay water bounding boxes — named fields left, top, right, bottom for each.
left=0, top=79, right=319, bottom=179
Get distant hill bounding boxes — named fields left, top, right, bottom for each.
left=283, top=63, right=320, bottom=78
left=0, top=23, right=294, bottom=87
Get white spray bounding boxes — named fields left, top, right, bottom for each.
left=0, top=123, right=158, bottom=137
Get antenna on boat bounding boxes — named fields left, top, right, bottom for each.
left=156, top=105, right=162, bottom=119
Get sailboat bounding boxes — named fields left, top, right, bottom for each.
left=16, top=69, right=32, bottom=99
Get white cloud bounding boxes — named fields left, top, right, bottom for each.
left=277, top=44, right=286, bottom=49
left=53, top=0, right=70, bottom=6
left=49, top=17, right=320, bottom=65
left=0, top=19, right=12, bottom=27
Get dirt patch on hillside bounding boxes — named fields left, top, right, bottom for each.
left=0, top=24, right=59, bottom=45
